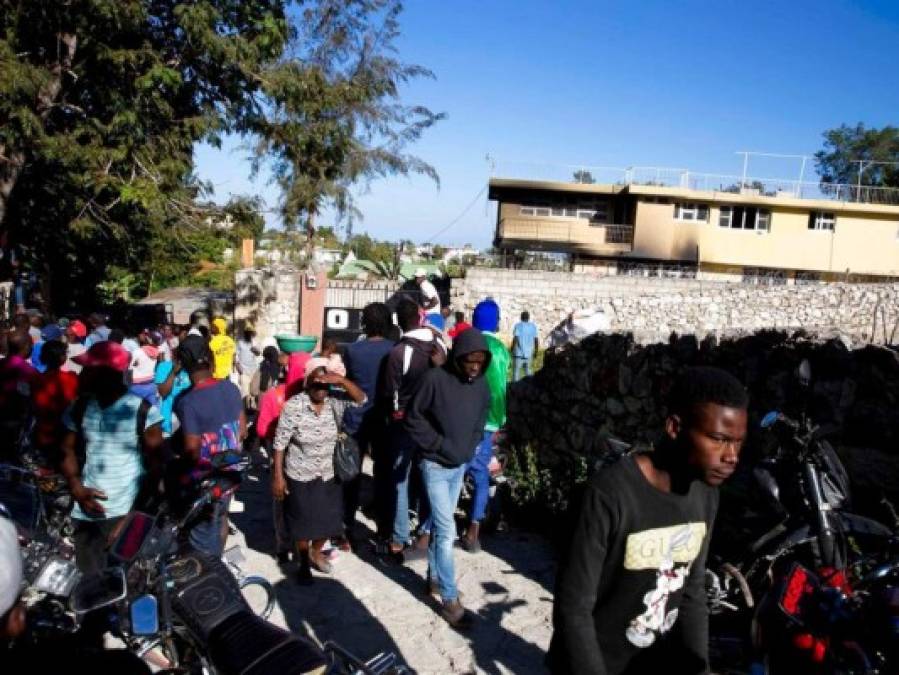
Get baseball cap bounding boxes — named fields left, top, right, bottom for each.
left=68, top=320, right=88, bottom=339
left=130, top=346, right=157, bottom=384
left=40, top=324, right=64, bottom=342
left=72, top=340, right=131, bottom=371
left=414, top=267, right=427, bottom=278
left=0, top=517, right=24, bottom=616
left=177, top=334, right=212, bottom=374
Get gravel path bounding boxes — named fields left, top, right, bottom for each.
left=227, top=460, right=556, bottom=674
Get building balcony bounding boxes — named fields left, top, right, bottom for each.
left=496, top=217, right=634, bottom=254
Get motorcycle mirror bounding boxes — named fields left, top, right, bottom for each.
left=71, top=567, right=127, bottom=615
left=130, top=594, right=159, bottom=635
left=760, top=411, right=780, bottom=428
left=797, top=359, right=812, bottom=387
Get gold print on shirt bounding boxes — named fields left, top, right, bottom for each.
left=624, top=523, right=707, bottom=648
left=622, top=522, right=706, bottom=571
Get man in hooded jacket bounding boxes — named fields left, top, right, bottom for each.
left=404, top=328, right=491, bottom=628
left=380, top=299, right=447, bottom=555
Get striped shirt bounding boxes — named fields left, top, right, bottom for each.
left=64, top=393, right=162, bottom=520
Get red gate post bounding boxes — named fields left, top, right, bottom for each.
left=298, top=269, right=328, bottom=343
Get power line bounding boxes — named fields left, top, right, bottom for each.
left=424, top=183, right=488, bottom=243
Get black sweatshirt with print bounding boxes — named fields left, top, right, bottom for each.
left=548, top=453, right=718, bottom=675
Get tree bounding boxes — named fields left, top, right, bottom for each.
left=0, top=1, right=441, bottom=309
left=572, top=169, right=596, bottom=184
left=815, top=123, right=899, bottom=188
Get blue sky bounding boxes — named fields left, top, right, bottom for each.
left=193, top=0, right=899, bottom=248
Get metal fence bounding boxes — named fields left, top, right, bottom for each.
left=493, top=161, right=899, bottom=206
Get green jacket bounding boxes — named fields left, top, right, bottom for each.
left=482, top=331, right=510, bottom=432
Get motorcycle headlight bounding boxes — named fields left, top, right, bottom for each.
left=33, top=557, right=81, bottom=597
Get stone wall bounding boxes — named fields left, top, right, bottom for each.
left=451, top=268, right=899, bottom=346
left=504, top=331, right=899, bottom=539
left=234, top=267, right=301, bottom=343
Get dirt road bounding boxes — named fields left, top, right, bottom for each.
left=228, top=463, right=556, bottom=674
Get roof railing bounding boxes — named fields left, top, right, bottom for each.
left=492, top=161, right=899, bottom=206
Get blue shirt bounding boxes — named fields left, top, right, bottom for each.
left=63, top=393, right=162, bottom=521
left=174, top=379, right=243, bottom=481
left=343, top=337, right=395, bottom=435
left=154, top=361, right=191, bottom=435
left=512, top=321, right=538, bottom=359
left=30, top=341, right=48, bottom=374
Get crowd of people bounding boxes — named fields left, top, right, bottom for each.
left=0, top=286, right=538, bottom=630
left=0, top=274, right=751, bottom=673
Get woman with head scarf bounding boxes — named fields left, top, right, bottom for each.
left=271, top=357, right=366, bottom=580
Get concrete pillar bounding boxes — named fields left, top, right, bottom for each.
left=241, top=239, right=255, bottom=268
left=298, top=270, right=328, bottom=341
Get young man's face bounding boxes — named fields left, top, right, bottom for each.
left=459, top=351, right=487, bottom=380
left=668, top=402, right=747, bottom=486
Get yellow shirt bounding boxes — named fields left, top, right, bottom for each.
left=209, top=334, right=236, bottom=380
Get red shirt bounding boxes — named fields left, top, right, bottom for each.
left=448, top=321, right=472, bottom=339
left=32, top=368, right=79, bottom=448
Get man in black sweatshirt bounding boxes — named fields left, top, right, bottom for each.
left=380, top=299, right=448, bottom=555
left=405, top=327, right=490, bottom=627
left=549, top=366, right=748, bottom=675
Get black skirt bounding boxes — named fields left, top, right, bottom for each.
left=284, top=476, right=344, bottom=541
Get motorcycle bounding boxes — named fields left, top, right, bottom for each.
left=707, top=360, right=899, bottom=673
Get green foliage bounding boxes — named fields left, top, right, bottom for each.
left=0, top=0, right=441, bottom=310
left=504, top=442, right=589, bottom=526
left=815, top=123, right=899, bottom=187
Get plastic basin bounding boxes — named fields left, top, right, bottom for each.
left=275, top=334, right=317, bottom=354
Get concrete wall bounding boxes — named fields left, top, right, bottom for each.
left=451, top=267, right=899, bottom=346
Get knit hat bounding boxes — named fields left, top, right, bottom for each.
left=472, top=298, right=500, bottom=333
left=0, top=517, right=24, bottom=616
left=40, top=324, right=64, bottom=342
left=68, top=320, right=88, bottom=339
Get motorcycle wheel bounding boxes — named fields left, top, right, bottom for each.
left=239, top=576, right=275, bottom=620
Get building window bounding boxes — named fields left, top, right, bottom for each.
left=719, top=206, right=732, bottom=228
left=520, top=198, right=608, bottom=222
left=718, top=205, right=771, bottom=231
left=674, top=203, right=709, bottom=221
left=808, top=211, right=835, bottom=231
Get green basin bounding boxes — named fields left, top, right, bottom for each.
left=275, top=334, right=317, bottom=353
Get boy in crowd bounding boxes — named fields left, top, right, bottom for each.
left=60, top=341, right=164, bottom=573
left=549, top=366, right=748, bottom=675
left=380, top=298, right=447, bottom=556
left=209, top=317, right=236, bottom=380
left=511, top=311, right=539, bottom=381
left=405, top=328, right=491, bottom=627
left=460, top=298, right=510, bottom=553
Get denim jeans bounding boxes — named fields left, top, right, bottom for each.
left=465, top=431, right=494, bottom=522
left=386, top=423, right=429, bottom=546
left=420, top=459, right=465, bottom=601
left=188, top=495, right=231, bottom=557
left=513, top=357, right=532, bottom=381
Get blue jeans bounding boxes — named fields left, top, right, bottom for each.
left=513, top=357, right=532, bottom=381
left=466, top=431, right=494, bottom=522
left=188, top=495, right=231, bottom=557
left=420, top=459, right=465, bottom=602
left=389, top=425, right=420, bottom=546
